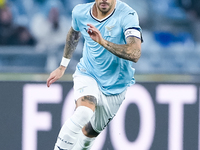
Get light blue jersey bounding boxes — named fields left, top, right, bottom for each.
left=72, top=0, right=142, bottom=95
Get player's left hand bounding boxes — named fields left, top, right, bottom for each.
left=87, top=24, right=104, bottom=45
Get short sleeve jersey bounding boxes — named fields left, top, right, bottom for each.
left=72, top=0, right=142, bottom=95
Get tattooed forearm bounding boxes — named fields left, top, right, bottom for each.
left=101, top=36, right=141, bottom=62
left=63, top=27, right=81, bottom=59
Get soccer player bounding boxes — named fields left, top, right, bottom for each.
left=47, top=0, right=143, bottom=149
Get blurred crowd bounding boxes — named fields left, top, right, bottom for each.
left=0, top=3, right=35, bottom=45
left=0, top=0, right=200, bottom=73
left=178, top=0, right=200, bottom=45
left=0, top=0, right=92, bottom=47
left=0, top=0, right=199, bottom=49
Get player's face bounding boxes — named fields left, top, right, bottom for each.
left=95, top=0, right=116, bottom=14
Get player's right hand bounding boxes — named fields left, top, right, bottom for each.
left=87, top=24, right=104, bottom=45
left=47, top=66, right=66, bottom=87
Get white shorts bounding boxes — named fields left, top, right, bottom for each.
left=73, top=74, right=126, bottom=133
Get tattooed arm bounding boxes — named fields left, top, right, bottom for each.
left=87, top=24, right=141, bottom=62
left=63, top=27, right=81, bottom=59
left=47, top=27, right=81, bottom=87
left=101, top=36, right=141, bottom=62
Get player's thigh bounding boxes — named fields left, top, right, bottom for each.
left=73, top=74, right=99, bottom=110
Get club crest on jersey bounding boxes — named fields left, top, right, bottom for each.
left=105, top=25, right=115, bottom=36
left=105, top=25, right=115, bottom=31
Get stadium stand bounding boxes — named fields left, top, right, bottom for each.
left=0, top=0, right=200, bottom=74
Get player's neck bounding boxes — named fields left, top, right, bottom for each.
left=92, top=2, right=116, bottom=20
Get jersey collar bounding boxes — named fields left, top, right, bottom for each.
left=90, top=1, right=117, bottom=23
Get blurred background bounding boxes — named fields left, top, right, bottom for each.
left=0, top=0, right=200, bottom=80
left=0, top=0, right=200, bottom=150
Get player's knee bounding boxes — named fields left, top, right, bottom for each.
left=77, top=95, right=97, bottom=111
left=72, top=106, right=94, bottom=128
left=82, top=122, right=100, bottom=138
